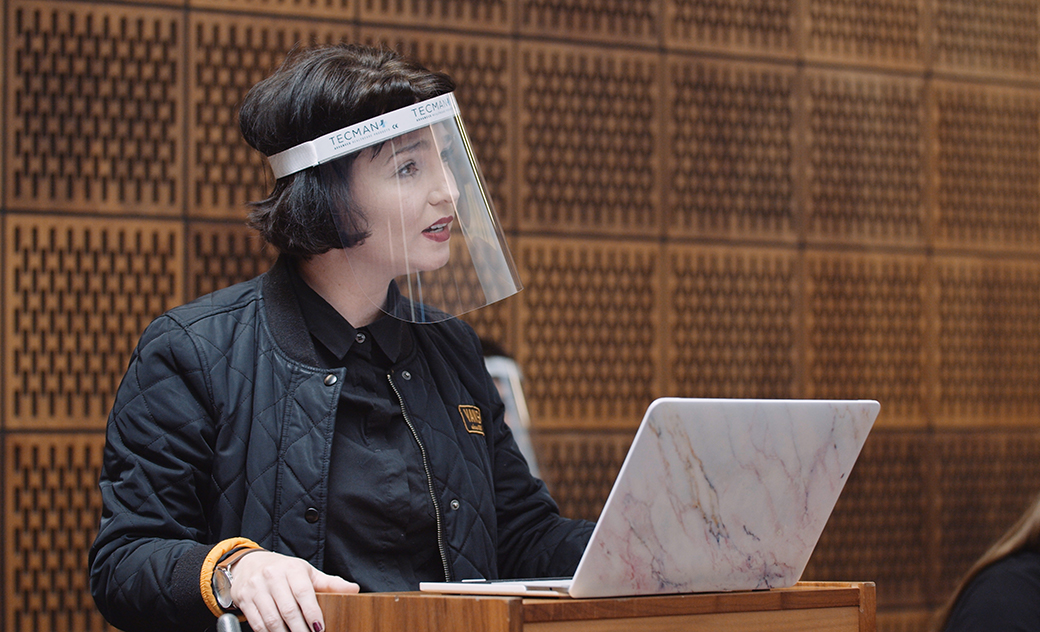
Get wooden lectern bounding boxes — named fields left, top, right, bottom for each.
left=317, top=581, right=875, bottom=632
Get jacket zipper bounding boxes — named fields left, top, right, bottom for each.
left=387, top=373, right=452, bottom=582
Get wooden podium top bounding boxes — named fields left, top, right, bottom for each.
left=316, top=581, right=875, bottom=632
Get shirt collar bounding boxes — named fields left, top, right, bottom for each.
left=286, top=260, right=406, bottom=363
left=367, top=291, right=406, bottom=362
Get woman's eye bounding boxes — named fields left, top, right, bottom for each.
left=396, top=161, right=419, bottom=177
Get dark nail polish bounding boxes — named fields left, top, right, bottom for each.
left=313, top=623, right=323, bottom=632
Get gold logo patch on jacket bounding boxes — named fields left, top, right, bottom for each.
left=459, top=405, right=484, bottom=435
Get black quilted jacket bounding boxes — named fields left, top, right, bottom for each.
left=89, top=257, right=593, bottom=632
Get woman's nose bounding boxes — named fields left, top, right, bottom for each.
left=429, top=166, right=460, bottom=205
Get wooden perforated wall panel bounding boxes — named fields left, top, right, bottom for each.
left=805, top=70, right=926, bottom=246
left=666, top=57, right=798, bottom=241
left=517, top=237, right=662, bottom=428
left=806, top=0, right=925, bottom=69
left=937, top=257, right=1040, bottom=425
left=804, top=251, right=928, bottom=426
left=521, top=0, right=658, bottom=44
left=7, top=2, right=182, bottom=214
left=933, top=0, right=1040, bottom=79
left=933, top=81, right=1040, bottom=251
left=4, top=216, right=183, bottom=429
left=4, top=2, right=1040, bottom=632
left=5, top=434, right=110, bottom=632
left=517, top=43, right=661, bottom=236
left=665, top=245, right=798, bottom=398
left=189, top=14, right=358, bottom=218
left=665, top=0, right=798, bottom=56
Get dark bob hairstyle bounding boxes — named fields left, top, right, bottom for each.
left=239, top=43, right=455, bottom=257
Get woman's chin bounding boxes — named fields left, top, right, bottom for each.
left=398, top=263, right=450, bottom=282
left=414, top=250, right=452, bottom=274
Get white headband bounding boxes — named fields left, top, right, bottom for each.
left=265, top=92, right=461, bottom=179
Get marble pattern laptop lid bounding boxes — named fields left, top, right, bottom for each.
left=567, top=397, right=879, bottom=598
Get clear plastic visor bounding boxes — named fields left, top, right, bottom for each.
left=267, top=94, right=521, bottom=323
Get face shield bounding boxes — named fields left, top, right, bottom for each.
left=267, top=93, right=521, bottom=323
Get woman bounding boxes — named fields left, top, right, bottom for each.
left=935, top=492, right=1040, bottom=632
left=90, top=43, right=593, bottom=632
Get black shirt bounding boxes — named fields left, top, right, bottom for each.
left=944, top=550, right=1040, bottom=632
left=287, top=263, right=442, bottom=591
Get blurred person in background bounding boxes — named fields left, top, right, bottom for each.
left=935, top=491, right=1040, bottom=632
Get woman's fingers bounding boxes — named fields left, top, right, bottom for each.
left=274, top=568, right=324, bottom=632
left=231, top=551, right=343, bottom=632
left=305, top=571, right=360, bottom=632
left=238, top=587, right=288, bottom=632
left=310, top=569, right=360, bottom=594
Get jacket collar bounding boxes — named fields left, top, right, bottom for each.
left=260, top=255, right=415, bottom=367
left=260, top=255, right=325, bottom=367
left=284, top=259, right=407, bottom=364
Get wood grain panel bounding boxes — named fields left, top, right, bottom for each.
left=4, top=433, right=112, bottom=632
left=803, top=251, right=927, bottom=427
left=936, top=256, right=1040, bottom=426
left=665, top=56, right=797, bottom=242
left=188, top=12, right=357, bottom=218
left=4, top=215, right=183, bottom=429
left=519, top=0, right=659, bottom=45
left=664, top=0, right=798, bottom=57
left=664, top=244, right=798, bottom=398
left=805, top=0, right=925, bottom=70
left=804, top=69, right=926, bottom=247
left=316, top=584, right=872, bottom=632
left=525, top=607, right=859, bottom=632
left=5, top=1, right=183, bottom=214
left=932, top=81, right=1040, bottom=253
left=516, top=237, right=661, bottom=429
left=318, top=592, right=521, bottom=632
left=517, top=43, right=661, bottom=236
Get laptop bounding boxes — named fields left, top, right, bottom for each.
left=420, top=397, right=879, bottom=598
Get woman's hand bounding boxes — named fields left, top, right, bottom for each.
left=229, top=550, right=359, bottom=632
